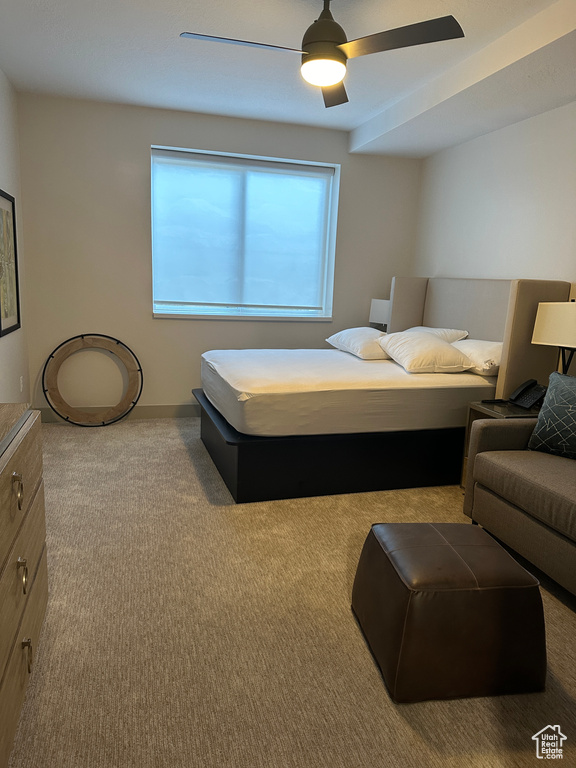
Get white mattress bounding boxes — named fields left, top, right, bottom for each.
left=201, top=349, right=497, bottom=437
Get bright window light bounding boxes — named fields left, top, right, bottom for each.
left=301, top=59, right=346, bottom=87
left=151, top=147, right=340, bottom=320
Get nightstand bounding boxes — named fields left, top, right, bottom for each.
left=462, top=401, right=541, bottom=486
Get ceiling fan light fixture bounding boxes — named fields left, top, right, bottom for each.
left=301, top=57, right=346, bottom=86
left=182, top=0, right=465, bottom=109
left=301, top=1, right=348, bottom=88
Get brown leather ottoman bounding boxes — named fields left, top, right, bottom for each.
left=351, top=523, right=546, bottom=703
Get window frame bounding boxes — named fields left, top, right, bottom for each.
left=150, top=145, right=340, bottom=322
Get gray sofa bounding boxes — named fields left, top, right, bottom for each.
left=464, top=418, right=576, bottom=597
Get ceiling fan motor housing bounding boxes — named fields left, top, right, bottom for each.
left=301, top=6, right=348, bottom=68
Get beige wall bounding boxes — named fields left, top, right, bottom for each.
left=414, top=100, right=576, bottom=283
left=0, top=69, right=29, bottom=403
left=17, top=94, right=422, bottom=411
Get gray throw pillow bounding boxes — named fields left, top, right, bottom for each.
left=528, top=372, right=576, bottom=460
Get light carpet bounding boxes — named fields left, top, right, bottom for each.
left=8, top=417, right=576, bottom=767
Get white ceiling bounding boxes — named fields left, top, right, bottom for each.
left=0, top=0, right=574, bottom=156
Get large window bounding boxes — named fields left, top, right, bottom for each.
left=151, top=147, right=340, bottom=319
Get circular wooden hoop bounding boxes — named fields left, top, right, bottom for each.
left=42, top=334, right=143, bottom=427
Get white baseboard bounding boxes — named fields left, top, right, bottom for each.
left=39, top=403, right=201, bottom=424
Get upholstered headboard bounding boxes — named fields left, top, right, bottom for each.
left=387, top=276, right=571, bottom=398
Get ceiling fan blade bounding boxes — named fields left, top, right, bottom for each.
left=180, top=32, right=302, bottom=54
left=338, top=15, right=464, bottom=60
left=322, top=82, right=348, bottom=108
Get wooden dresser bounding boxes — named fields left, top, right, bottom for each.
left=0, top=404, right=48, bottom=768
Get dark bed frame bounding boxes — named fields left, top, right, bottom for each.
left=193, top=389, right=464, bottom=503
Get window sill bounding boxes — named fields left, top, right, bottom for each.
left=153, top=313, right=333, bottom=322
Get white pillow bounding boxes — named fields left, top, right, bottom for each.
left=379, top=331, right=473, bottom=374
left=451, top=339, right=503, bottom=376
left=405, top=326, right=468, bottom=343
left=326, top=327, right=390, bottom=360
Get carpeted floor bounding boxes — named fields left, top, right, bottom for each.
left=8, top=418, right=576, bottom=767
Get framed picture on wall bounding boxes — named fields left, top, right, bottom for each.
left=0, top=187, right=21, bottom=337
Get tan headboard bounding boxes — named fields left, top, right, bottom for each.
left=496, top=279, right=571, bottom=398
left=388, top=276, right=511, bottom=340
left=387, top=276, right=571, bottom=398
left=387, top=277, right=429, bottom=332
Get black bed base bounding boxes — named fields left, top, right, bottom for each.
left=193, top=389, right=465, bottom=503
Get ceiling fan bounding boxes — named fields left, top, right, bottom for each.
left=181, top=0, right=464, bottom=108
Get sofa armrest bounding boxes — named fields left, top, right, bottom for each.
left=463, top=417, right=537, bottom=518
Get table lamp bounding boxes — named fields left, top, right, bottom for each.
left=369, top=299, right=390, bottom=329
left=531, top=301, right=576, bottom=375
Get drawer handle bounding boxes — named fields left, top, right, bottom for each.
left=21, top=638, right=33, bottom=673
left=17, top=556, right=29, bottom=594
left=12, top=472, right=24, bottom=510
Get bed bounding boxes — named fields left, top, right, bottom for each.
left=193, top=277, right=570, bottom=502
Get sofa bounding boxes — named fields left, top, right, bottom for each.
left=463, top=413, right=576, bottom=597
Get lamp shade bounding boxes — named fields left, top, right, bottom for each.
left=369, top=299, right=390, bottom=325
left=532, top=302, right=576, bottom=348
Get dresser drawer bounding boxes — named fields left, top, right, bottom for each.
left=0, top=547, right=48, bottom=768
left=0, top=482, right=46, bottom=678
left=0, top=413, right=43, bottom=571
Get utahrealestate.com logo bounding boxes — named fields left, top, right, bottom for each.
left=532, top=725, right=567, bottom=759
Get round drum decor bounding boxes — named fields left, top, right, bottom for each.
left=42, top=334, right=143, bottom=427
